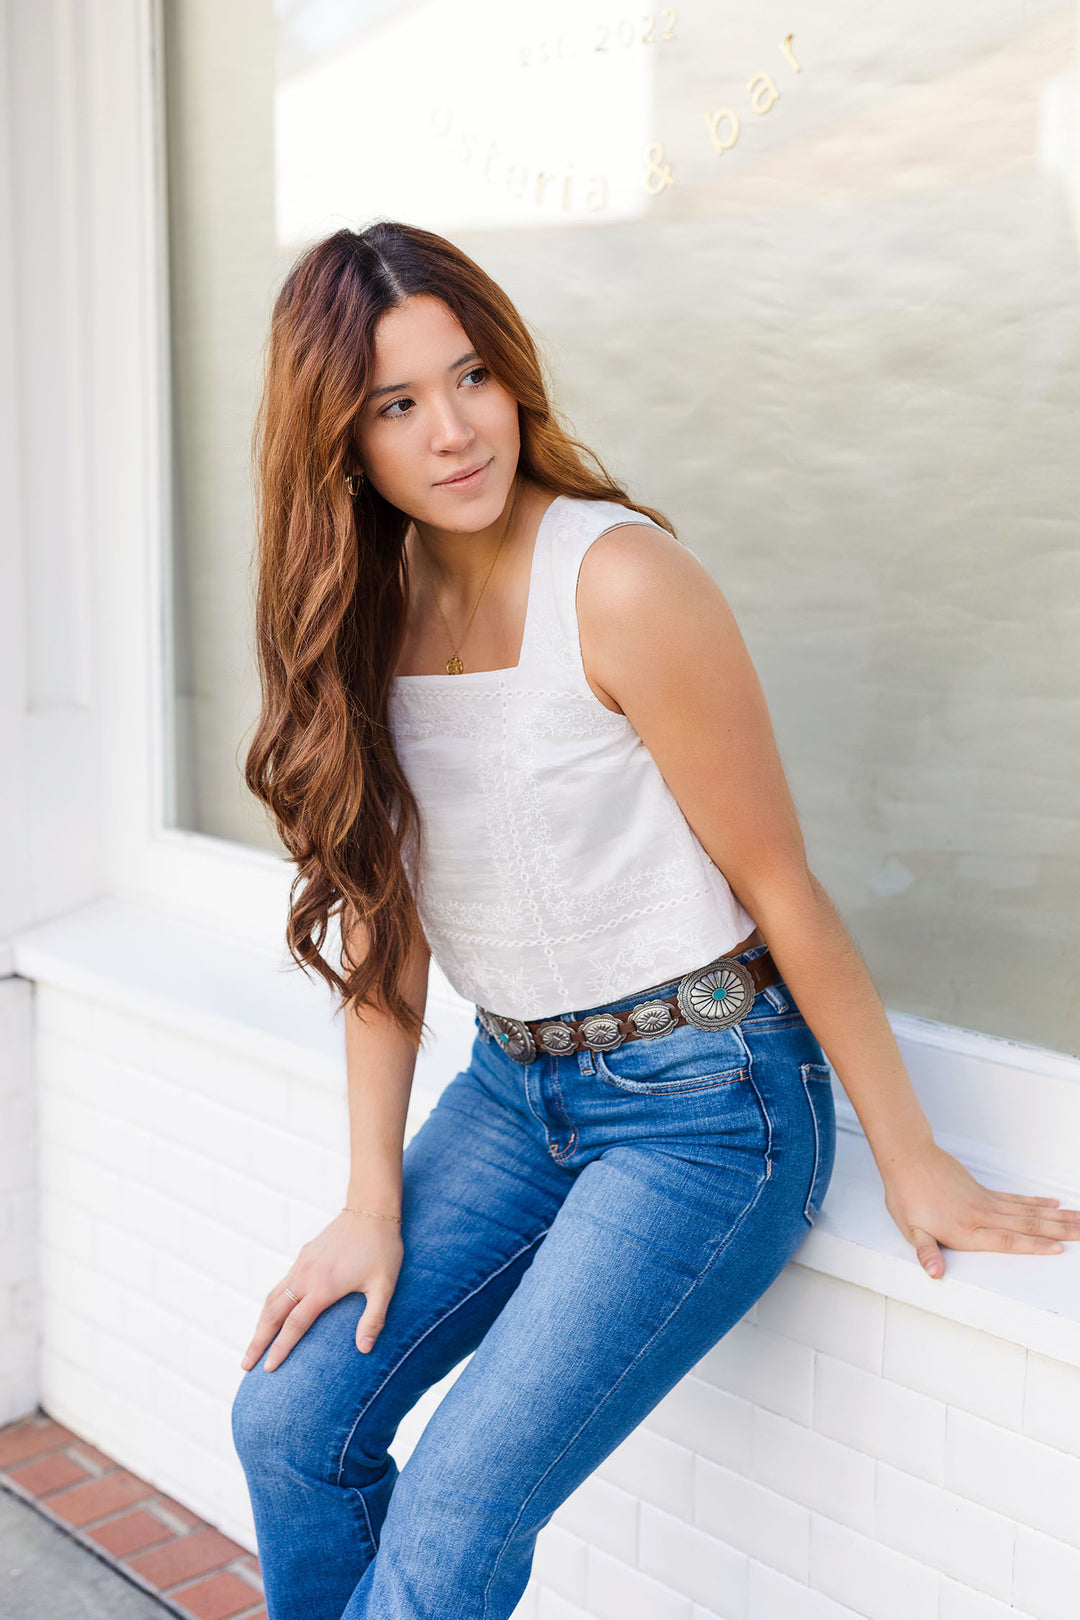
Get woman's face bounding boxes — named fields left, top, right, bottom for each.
left=352, top=294, right=521, bottom=531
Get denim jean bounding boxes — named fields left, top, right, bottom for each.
left=231, top=942, right=835, bottom=1620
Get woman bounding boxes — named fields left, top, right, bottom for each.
left=231, top=221, right=1078, bottom=1620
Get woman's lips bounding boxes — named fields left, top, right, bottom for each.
left=435, top=458, right=492, bottom=490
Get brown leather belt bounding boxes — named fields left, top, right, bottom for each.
left=477, top=948, right=779, bottom=1066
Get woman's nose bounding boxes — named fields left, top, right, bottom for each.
left=428, top=399, right=474, bottom=452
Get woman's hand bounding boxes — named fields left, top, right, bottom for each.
left=240, top=1210, right=404, bottom=1373
left=882, top=1141, right=1080, bottom=1279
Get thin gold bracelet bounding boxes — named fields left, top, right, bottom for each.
left=341, top=1204, right=401, bottom=1223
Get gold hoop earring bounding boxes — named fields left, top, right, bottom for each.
left=345, top=470, right=365, bottom=496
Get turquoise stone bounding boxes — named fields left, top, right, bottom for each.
left=712, top=986, right=729, bottom=1000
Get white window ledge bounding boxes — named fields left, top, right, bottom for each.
left=12, top=895, right=1080, bottom=1371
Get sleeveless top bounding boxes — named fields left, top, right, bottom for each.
left=387, top=494, right=757, bottom=1020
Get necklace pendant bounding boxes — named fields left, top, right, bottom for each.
left=446, top=653, right=465, bottom=675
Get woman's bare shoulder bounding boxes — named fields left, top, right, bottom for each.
left=576, top=518, right=719, bottom=623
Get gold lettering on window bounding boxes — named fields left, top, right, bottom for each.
left=703, top=107, right=740, bottom=157
left=747, top=71, right=781, bottom=115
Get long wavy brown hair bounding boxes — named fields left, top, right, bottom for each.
left=245, top=219, right=676, bottom=1050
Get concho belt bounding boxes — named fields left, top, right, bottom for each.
left=476, top=948, right=779, bottom=1066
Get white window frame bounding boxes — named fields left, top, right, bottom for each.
left=97, top=0, right=296, bottom=950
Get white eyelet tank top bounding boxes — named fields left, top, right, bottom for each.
left=387, top=493, right=757, bottom=1020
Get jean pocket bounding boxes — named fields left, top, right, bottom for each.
left=799, top=1062, right=836, bottom=1224
left=594, top=1023, right=749, bottom=1095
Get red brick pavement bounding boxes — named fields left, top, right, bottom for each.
left=0, top=1409, right=265, bottom=1620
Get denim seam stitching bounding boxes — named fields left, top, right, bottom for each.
left=521, top=1060, right=553, bottom=1135
left=735, top=1026, right=774, bottom=1179
left=333, top=1226, right=551, bottom=1488
left=479, top=1156, right=775, bottom=1618
left=594, top=1060, right=748, bottom=1096
left=351, top=1481, right=379, bottom=1562
left=799, top=1061, right=828, bottom=1222
left=740, top=1013, right=812, bottom=1030
left=545, top=1056, right=578, bottom=1160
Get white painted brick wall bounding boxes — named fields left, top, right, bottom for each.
left=550, top=1474, right=638, bottom=1564
left=33, top=984, right=350, bottom=1544
left=751, top=1406, right=875, bottom=1537
left=747, top=1560, right=866, bottom=1620
left=637, top=1503, right=748, bottom=1614
left=813, top=1351, right=948, bottom=1484
left=874, top=1462, right=1014, bottom=1598
left=945, top=1407, right=1080, bottom=1550
left=1012, top=1526, right=1080, bottom=1620
left=24, top=977, right=1080, bottom=1620
left=1023, top=1351, right=1080, bottom=1455
left=883, top=1300, right=1027, bottom=1428
left=0, top=975, right=37, bottom=1424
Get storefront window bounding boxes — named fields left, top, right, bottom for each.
left=163, top=0, right=1080, bottom=1052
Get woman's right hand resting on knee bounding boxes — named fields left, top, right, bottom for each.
left=239, top=916, right=430, bottom=1374
left=240, top=1210, right=405, bottom=1372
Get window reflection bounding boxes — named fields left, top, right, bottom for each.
left=164, top=0, right=1080, bottom=1052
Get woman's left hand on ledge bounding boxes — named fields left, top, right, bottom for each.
left=882, top=1141, right=1080, bottom=1278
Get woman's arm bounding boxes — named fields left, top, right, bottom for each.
left=577, top=524, right=1080, bottom=1277
left=342, top=909, right=431, bottom=1219
left=240, top=912, right=430, bottom=1371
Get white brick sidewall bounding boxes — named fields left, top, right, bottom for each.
left=529, top=1275, right=1080, bottom=1620
left=31, top=978, right=1080, bottom=1620
left=34, top=981, right=359, bottom=1546
left=0, top=975, right=37, bottom=1425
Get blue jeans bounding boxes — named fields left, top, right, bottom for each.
left=231, top=943, right=835, bottom=1619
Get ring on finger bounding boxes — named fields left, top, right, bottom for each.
left=283, top=1287, right=300, bottom=1304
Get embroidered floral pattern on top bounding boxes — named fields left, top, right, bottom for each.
left=388, top=494, right=757, bottom=1020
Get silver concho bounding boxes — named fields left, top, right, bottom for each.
left=627, top=999, right=678, bottom=1039
left=578, top=1012, right=625, bottom=1051
left=534, top=1020, right=577, bottom=1056
left=477, top=1007, right=536, bottom=1064
left=676, top=957, right=755, bottom=1031
left=476, top=1005, right=501, bottom=1041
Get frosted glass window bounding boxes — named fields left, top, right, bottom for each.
left=163, top=0, right=1080, bottom=1053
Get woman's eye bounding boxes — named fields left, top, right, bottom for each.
left=381, top=395, right=413, bottom=419
left=379, top=367, right=487, bottom=420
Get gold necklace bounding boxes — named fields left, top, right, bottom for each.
left=420, top=478, right=522, bottom=674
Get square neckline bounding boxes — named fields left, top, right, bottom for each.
left=391, top=493, right=564, bottom=682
